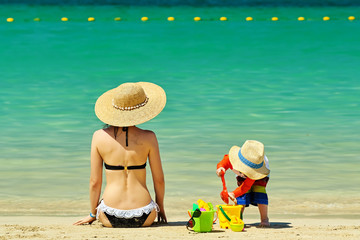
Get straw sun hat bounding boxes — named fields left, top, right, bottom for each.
left=95, top=82, right=166, bottom=127
left=229, top=140, right=270, bottom=180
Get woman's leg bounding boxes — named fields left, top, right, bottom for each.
left=142, top=209, right=156, bottom=227
left=98, top=211, right=112, bottom=227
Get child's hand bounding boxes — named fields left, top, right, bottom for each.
left=216, top=167, right=226, bottom=177
left=228, top=192, right=237, bottom=204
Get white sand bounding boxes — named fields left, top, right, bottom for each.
left=1, top=216, right=359, bottom=240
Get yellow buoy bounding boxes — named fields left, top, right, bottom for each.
left=194, top=17, right=201, bottom=21
left=272, top=17, right=278, bottom=21
left=167, top=16, right=175, bottom=21
left=6, top=17, right=14, bottom=22
left=246, top=17, right=253, bottom=21
left=220, top=16, right=227, bottom=21
left=298, top=17, right=305, bottom=21
left=88, top=17, right=95, bottom=22
left=141, top=16, right=148, bottom=22
left=323, top=16, right=330, bottom=21
left=348, top=16, right=355, bottom=21
left=61, top=17, right=68, bottom=22
left=34, top=17, right=40, bottom=22
left=114, top=17, right=121, bottom=21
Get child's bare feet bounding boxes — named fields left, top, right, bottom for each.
left=257, top=204, right=269, bottom=228
left=258, top=218, right=270, bottom=228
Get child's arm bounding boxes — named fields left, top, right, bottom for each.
left=216, top=154, right=233, bottom=176
left=232, top=178, right=255, bottom=198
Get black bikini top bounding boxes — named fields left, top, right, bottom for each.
left=104, top=162, right=147, bottom=171
left=106, top=127, right=146, bottom=171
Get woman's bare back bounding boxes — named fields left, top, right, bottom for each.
left=94, top=126, right=157, bottom=209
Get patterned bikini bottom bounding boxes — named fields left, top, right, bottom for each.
left=97, top=200, right=159, bottom=228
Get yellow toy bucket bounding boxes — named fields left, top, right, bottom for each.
left=216, top=205, right=243, bottom=229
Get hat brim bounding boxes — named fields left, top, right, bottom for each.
left=95, top=82, right=166, bottom=127
left=229, top=145, right=270, bottom=180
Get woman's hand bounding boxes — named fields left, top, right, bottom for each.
left=73, top=215, right=96, bottom=226
left=156, top=207, right=167, bottom=224
left=228, top=192, right=237, bottom=204
left=216, top=167, right=226, bottom=177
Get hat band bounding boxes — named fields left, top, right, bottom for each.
left=112, top=97, right=149, bottom=111
left=238, top=150, right=264, bottom=169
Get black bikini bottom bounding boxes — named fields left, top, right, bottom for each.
left=104, top=212, right=151, bottom=228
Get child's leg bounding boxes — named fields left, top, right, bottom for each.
left=236, top=193, right=249, bottom=220
left=257, top=204, right=270, bottom=227
left=249, top=184, right=270, bottom=227
left=240, top=204, right=245, bottom=219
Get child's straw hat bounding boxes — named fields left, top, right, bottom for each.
left=229, top=140, right=270, bottom=180
left=95, top=82, right=166, bottom=127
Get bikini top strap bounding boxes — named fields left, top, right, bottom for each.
left=113, top=126, right=128, bottom=147
left=122, top=127, right=128, bottom=147
left=104, top=162, right=147, bottom=170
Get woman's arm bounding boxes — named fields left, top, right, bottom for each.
left=89, top=131, right=103, bottom=215
left=74, top=131, right=103, bottom=225
left=148, top=131, right=167, bottom=224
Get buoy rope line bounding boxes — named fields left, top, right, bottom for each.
left=4, top=16, right=357, bottom=22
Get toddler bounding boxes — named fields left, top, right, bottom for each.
left=216, top=140, right=270, bottom=227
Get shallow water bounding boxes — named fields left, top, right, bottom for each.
left=0, top=5, right=359, bottom=217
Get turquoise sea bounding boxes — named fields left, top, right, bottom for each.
left=0, top=5, right=359, bottom=218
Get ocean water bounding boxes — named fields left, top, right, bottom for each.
left=0, top=5, right=359, bottom=218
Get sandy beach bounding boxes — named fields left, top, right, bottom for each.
left=1, top=197, right=360, bottom=239
left=1, top=3, right=360, bottom=240
left=1, top=215, right=359, bottom=240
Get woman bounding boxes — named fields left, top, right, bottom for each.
left=74, top=82, right=167, bottom=227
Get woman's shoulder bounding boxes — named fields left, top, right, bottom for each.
left=135, top=127, right=155, bottom=136
left=93, top=128, right=106, bottom=136
left=135, top=128, right=158, bottom=144
left=92, top=128, right=108, bottom=141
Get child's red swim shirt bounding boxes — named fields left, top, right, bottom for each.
left=216, top=154, right=256, bottom=198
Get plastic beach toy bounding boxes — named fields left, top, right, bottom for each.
left=192, top=203, right=199, bottom=211
left=189, top=209, right=215, bottom=232
left=230, top=216, right=244, bottom=232
left=216, top=204, right=243, bottom=229
left=197, top=199, right=210, bottom=211
left=187, top=199, right=215, bottom=233
left=219, top=171, right=229, bottom=204
left=207, top=202, right=214, bottom=211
